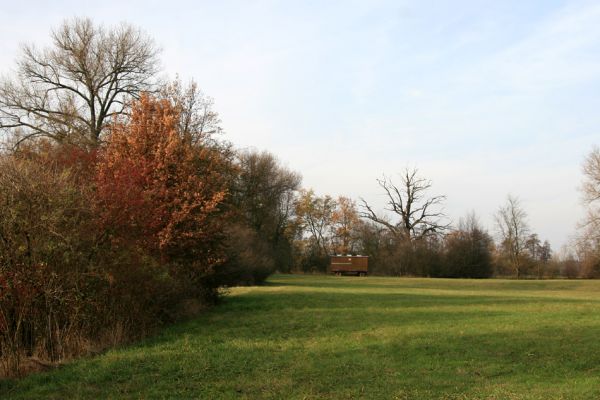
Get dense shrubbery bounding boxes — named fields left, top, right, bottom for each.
left=0, top=95, right=231, bottom=376
left=218, top=224, right=275, bottom=286
left=0, top=83, right=304, bottom=376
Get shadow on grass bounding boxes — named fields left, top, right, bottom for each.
left=266, top=274, right=593, bottom=292
left=5, top=320, right=600, bottom=399
left=223, top=289, right=600, bottom=313
left=3, top=280, right=600, bottom=399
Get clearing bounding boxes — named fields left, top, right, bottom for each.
left=3, top=274, right=600, bottom=399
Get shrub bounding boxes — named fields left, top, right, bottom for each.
left=0, top=95, right=231, bottom=376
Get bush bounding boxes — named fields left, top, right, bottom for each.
left=0, top=95, right=231, bottom=376
left=218, top=224, right=275, bottom=285
left=0, top=155, right=96, bottom=374
left=442, top=229, right=494, bottom=278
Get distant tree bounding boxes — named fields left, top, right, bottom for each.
left=525, top=234, right=541, bottom=260
left=539, top=240, right=552, bottom=278
left=360, top=168, right=449, bottom=241
left=0, top=17, right=159, bottom=147
left=443, top=212, right=494, bottom=278
left=540, top=240, right=552, bottom=262
left=523, top=234, right=552, bottom=278
left=232, top=150, right=301, bottom=274
left=296, top=189, right=337, bottom=257
left=331, top=196, right=361, bottom=254
left=579, top=249, right=600, bottom=278
left=354, top=221, right=386, bottom=272
left=562, top=253, right=580, bottom=279
left=495, top=195, right=529, bottom=279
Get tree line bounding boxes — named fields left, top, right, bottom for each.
left=0, top=18, right=599, bottom=377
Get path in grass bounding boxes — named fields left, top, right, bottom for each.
left=3, top=275, right=600, bottom=399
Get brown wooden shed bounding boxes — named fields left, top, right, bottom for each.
left=330, top=255, right=368, bottom=276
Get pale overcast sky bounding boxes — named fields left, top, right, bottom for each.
left=1, top=0, right=599, bottom=250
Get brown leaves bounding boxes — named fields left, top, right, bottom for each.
left=95, top=94, right=228, bottom=263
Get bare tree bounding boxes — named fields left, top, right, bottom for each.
left=360, top=168, right=449, bottom=241
left=495, top=195, right=529, bottom=279
left=577, top=146, right=600, bottom=273
left=580, top=146, right=600, bottom=242
left=0, top=17, right=159, bottom=147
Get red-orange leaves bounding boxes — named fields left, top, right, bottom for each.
left=95, top=94, right=227, bottom=263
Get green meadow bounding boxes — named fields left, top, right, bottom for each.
left=3, top=274, right=600, bottom=399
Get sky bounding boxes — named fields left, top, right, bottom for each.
left=1, top=0, right=599, bottom=251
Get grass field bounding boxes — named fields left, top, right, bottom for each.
left=3, top=274, right=600, bottom=399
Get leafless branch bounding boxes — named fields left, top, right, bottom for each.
left=360, top=168, right=449, bottom=241
left=0, top=17, right=160, bottom=146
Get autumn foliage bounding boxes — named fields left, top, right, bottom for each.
left=0, top=95, right=230, bottom=376
left=96, top=95, right=227, bottom=279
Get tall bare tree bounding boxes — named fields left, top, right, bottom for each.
left=360, top=168, right=449, bottom=240
left=495, top=195, right=529, bottom=279
left=577, top=146, right=600, bottom=274
left=0, top=17, right=159, bottom=147
left=581, top=146, right=600, bottom=242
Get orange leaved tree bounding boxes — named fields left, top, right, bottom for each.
left=95, top=94, right=228, bottom=298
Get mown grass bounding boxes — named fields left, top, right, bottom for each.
left=3, top=274, right=600, bottom=399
